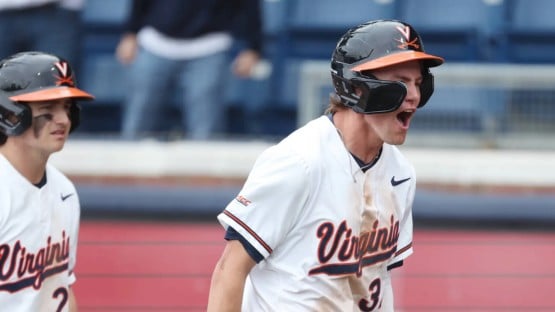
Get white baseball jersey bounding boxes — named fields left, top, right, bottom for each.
left=0, top=154, right=80, bottom=312
left=218, top=116, right=415, bottom=311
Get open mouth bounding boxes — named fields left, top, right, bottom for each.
left=396, top=110, right=414, bottom=128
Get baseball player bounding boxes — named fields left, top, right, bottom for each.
left=207, top=20, right=444, bottom=311
left=0, top=51, right=94, bottom=311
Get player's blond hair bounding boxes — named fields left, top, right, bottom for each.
left=324, top=93, right=349, bottom=115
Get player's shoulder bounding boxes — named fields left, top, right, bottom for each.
left=273, top=116, right=335, bottom=158
left=0, top=155, right=11, bottom=212
left=253, top=116, right=334, bottom=177
left=381, top=144, right=415, bottom=173
left=0, top=153, right=22, bottom=187
left=46, top=163, right=76, bottom=190
left=0, top=153, right=12, bottom=177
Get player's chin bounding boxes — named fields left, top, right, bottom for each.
left=49, top=140, right=66, bottom=153
left=387, top=137, right=407, bottom=146
left=384, top=130, right=408, bottom=146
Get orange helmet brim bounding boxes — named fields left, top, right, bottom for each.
left=352, top=51, right=444, bottom=72
left=9, top=86, right=95, bottom=102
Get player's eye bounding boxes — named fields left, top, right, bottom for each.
left=36, top=105, right=53, bottom=114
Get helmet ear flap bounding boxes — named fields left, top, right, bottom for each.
left=0, top=92, right=32, bottom=136
left=331, top=71, right=361, bottom=108
left=69, top=102, right=81, bottom=133
left=418, top=70, right=435, bottom=108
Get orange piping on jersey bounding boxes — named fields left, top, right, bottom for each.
left=223, top=210, right=273, bottom=254
left=394, top=241, right=412, bottom=257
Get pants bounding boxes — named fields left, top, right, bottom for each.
left=121, top=48, right=229, bottom=140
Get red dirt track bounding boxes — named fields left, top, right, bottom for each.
left=74, top=220, right=555, bottom=311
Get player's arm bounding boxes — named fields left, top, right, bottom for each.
left=207, top=239, right=256, bottom=312
left=68, top=286, right=78, bottom=312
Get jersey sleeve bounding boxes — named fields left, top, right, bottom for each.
left=54, top=170, right=81, bottom=287
left=217, top=145, right=311, bottom=259
left=67, top=189, right=80, bottom=286
left=225, top=227, right=264, bottom=263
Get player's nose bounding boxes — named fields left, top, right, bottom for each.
left=404, top=82, right=420, bottom=108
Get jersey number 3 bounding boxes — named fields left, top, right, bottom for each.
left=358, top=278, right=381, bottom=311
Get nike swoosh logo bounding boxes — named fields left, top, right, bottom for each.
left=61, top=193, right=74, bottom=201
left=391, top=176, right=411, bottom=186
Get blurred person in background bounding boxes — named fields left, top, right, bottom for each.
left=0, top=0, right=84, bottom=68
left=207, top=19, right=444, bottom=311
left=116, top=0, right=263, bottom=140
left=0, top=51, right=94, bottom=312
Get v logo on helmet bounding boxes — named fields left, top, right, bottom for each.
left=54, top=61, right=74, bottom=86
left=396, top=25, right=411, bottom=41
left=395, top=25, right=420, bottom=50
left=55, top=62, right=68, bottom=77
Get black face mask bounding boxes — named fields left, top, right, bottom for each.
left=351, top=76, right=408, bottom=114
left=332, top=71, right=407, bottom=114
left=332, top=68, right=435, bottom=114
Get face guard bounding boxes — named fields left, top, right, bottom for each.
left=332, top=62, right=407, bottom=114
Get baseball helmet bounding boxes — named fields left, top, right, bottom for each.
left=331, top=20, right=444, bottom=114
left=0, top=51, right=94, bottom=136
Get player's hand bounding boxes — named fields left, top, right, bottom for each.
left=232, top=49, right=260, bottom=78
left=115, top=33, right=138, bottom=65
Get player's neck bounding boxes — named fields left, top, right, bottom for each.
left=0, top=143, right=48, bottom=184
left=333, top=111, right=383, bottom=163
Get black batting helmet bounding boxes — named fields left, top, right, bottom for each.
left=331, top=20, right=444, bottom=114
left=0, top=51, right=94, bottom=137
